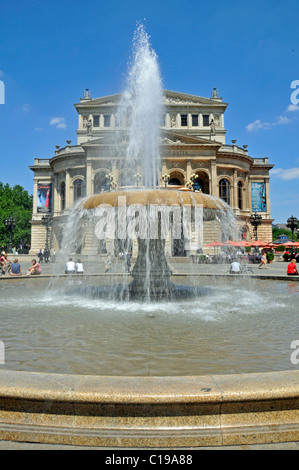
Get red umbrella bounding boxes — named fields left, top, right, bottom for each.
left=224, top=240, right=252, bottom=247
left=250, top=240, right=269, bottom=247
left=205, top=241, right=225, bottom=247
left=282, top=241, right=299, bottom=248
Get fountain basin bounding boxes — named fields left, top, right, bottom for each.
left=1, top=276, right=299, bottom=447
left=0, top=369, right=299, bottom=447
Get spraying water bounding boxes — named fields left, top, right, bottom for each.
left=116, top=23, right=164, bottom=189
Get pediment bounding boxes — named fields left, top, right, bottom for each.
left=75, top=90, right=228, bottom=110
left=163, top=90, right=227, bottom=107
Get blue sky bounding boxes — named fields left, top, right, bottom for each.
left=0, top=0, right=298, bottom=222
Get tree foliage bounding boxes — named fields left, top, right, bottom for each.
left=272, top=227, right=298, bottom=242
left=0, top=182, right=33, bottom=250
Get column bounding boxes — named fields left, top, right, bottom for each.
left=53, top=174, right=59, bottom=215
left=65, top=170, right=72, bottom=209
left=186, top=160, right=192, bottom=182
left=210, top=160, right=218, bottom=197
left=244, top=173, right=250, bottom=211
left=86, top=160, right=93, bottom=196
left=33, top=178, right=38, bottom=217
left=233, top=169, right=238, bottom=209
left=265, top=178, right=271, bottom=218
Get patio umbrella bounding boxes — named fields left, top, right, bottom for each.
left=204, top=241, right=225, bottom=247
left=282, top=242, right=299, bottom=248
left=250, top=240, right=269, bottom=247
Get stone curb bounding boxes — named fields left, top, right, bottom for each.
left=0, top=369, right=299, bottom=447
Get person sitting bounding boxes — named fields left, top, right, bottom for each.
left=27, top=259, right=41, bottom=276
left=65, top=258, right=76, bottom=274
left=75, top=260, right=84, bottom=274
left=0, top=252, right=6, bottom=273
left=287, top=259, right=299, bottom=276
left=0, top=253, right=12, bottom=275
left=230, top=261, right=241, bottom=274
left=10, top=259, right=22, bottom=276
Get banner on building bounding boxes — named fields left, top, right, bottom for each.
left=251, top=182, right=267, bottom=212
left=37, top=183, right=52, bottom=213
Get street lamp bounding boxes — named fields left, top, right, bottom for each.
left=105, top=173, right=114, bottom=192
left=187, top=173, right=200, bottom=192
left=4, top=216, right=16, bottom=254
left=250, top=212, right=262, bottom=241
left=41, top=212, right=53, bottom=253
left=110, top=180, right=118, bottom=191
left=287, top=215, right=299, bottom=242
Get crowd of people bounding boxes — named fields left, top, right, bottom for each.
left=1, top=247, right=299, bottom=277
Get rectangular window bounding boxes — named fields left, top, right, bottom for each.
left=181, top=114, right=188, bottom=126
left=93, top=115, right=100, bottom=127
left=203, top=115, right=210, bottom=127
left=192, top=115, right=198, bottom=126
left=104, top=115, right=111, bottom=127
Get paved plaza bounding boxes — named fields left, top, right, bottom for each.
left=1, top=255, right=298, bottom=280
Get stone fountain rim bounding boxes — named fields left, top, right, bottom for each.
left=82, top=188, right=227, bottom=211
left=1, top=369, right=299, bottom=404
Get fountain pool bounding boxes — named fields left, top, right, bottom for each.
left=1, top=277, right=298, bottom=377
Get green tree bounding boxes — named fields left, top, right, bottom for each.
left=272, top=227, right=298, bottom=242
left=0, top=182, right=33, bottom=251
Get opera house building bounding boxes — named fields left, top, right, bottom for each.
left=29, top=89, right=273, bottom=255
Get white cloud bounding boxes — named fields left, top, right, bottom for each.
left=246, top=119, right=271, bottom=132
left=0, top=70, right=3, bottom=77
left=275, top=115, right=291, bottom=125
left=50, top=117, right=67, bottom=129
left=287, top=104, right=299, bottom=112
left=246, top=115, right=293, bottom=132
left=272, top=168, right=299, bottom=180
left=34, top=127, right=44, bottom=131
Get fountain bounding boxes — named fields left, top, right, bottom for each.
left=0, top=23, right=299, bottom=449
left=62, top=23, right=236, bottom=302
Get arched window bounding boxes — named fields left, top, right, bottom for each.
left=168, top=171, right=185, bottom=187
left=60, top=182, right=66, bottom=211
left=168, top=178, right=182, bottom=186
left=74, top=179, right=85, bottom=202
left=219, top=179, right=230, bottom=205
left=238, top=181, right=243, bottom=210
left=193, top=172, right=209, bottom=194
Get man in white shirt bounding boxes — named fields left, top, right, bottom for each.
left=230, top=261, right=241, bottom=274
left=65, top=258, right=76, bottom=274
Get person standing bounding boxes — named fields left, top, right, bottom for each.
left=105, top=253, right=112, bottom=273
left=258, top=253, right=267, bottom=269
left=38, top=249, right=44, bottom=264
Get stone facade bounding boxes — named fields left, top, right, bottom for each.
left=29, top=89, right=274, bottom=255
